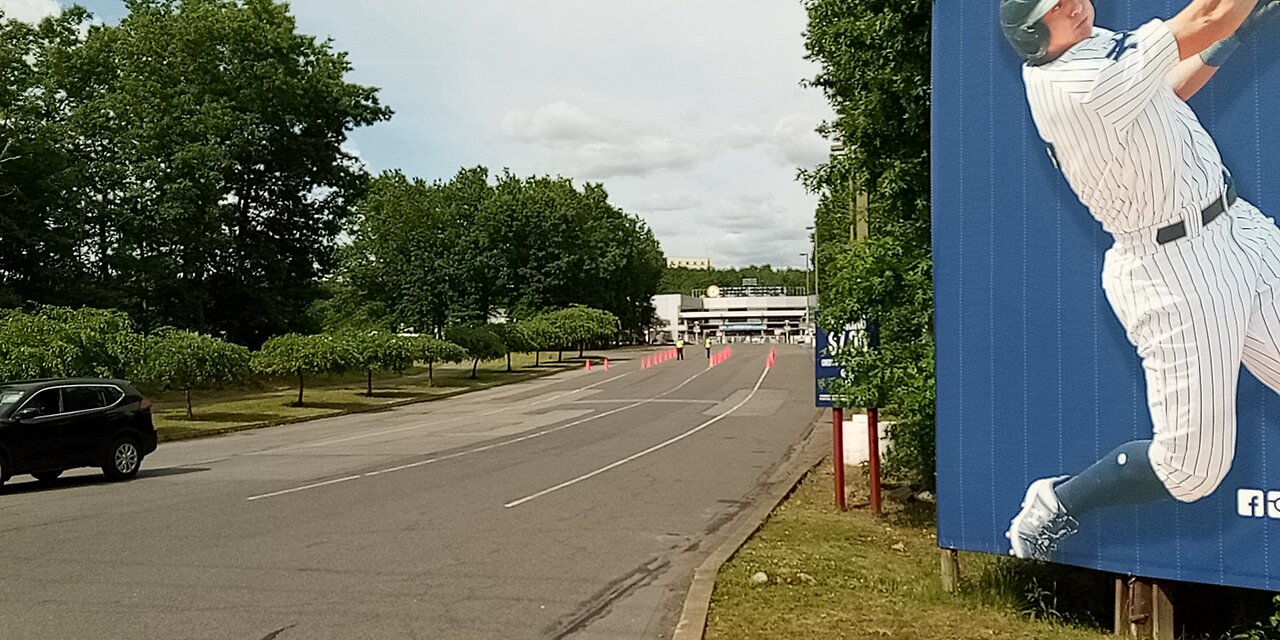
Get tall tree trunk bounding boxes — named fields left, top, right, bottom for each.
left=535, top=351, right=541, bottom=366
left=297, top=370, right=305, bottom=406
left=428, top=360, right=434, bottom=384
left=470, top=358, right=479, bottom=379
left=558, top=349, right=563, bottom=362
left=578, top=343, right=584, bottom=358
left=507, top=352, right=512, bottom=372
left=185, top=388, right=193, bottom=420
left=366, top=369, right=373, bottom=396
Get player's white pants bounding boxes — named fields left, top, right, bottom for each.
left=1103, top=201, right=1280, bottom=502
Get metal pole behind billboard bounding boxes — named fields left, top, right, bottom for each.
left=833, top=407, right=846, bottom=511
left=867, top=407, right=881, bottom=517
left=867, top=320, right=882, bottom=516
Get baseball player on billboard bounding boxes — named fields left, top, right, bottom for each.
left=999, top=0, right=1280, bottom=560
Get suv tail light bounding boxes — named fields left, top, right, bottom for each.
left=139, top=398, right=153, bottom=411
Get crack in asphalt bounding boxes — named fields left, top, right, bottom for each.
left=543, top=555, right=672, bottom=640
left=257, top=623, right=296, bottom=640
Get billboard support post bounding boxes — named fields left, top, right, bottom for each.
left=940, top=549, right=960, bottom=593
left=1114, top=577, right=1174, bottom=640
left=868, top=407, right=882, bottom=517
left=833, top=407, right=846, bottom=511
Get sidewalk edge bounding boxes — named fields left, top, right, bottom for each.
left=671, top=418, right=830, bottom=640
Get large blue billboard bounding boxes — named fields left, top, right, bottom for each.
left=934, top=1, right=1280, bottom=590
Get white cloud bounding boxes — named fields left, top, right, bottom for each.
left=1, top=0, right=60, bottom=23
left=501, top=101, right=620, bottom=145
left=503, top=101, right=702, bottom=179
left=770, top=113, right=830, bottom=168
left=721, top=113, right=828, bottom=169
left=633, top=191, right=703, bottom=213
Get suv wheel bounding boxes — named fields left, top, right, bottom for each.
left=31, top=470, right=62, bottom=482
left=102, top=438, right=142, bottom=481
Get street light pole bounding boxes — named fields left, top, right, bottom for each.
left=806, top=225, right=818, bottom=307
left=799, top=252, right=810, bottom=295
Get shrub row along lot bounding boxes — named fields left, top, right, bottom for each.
left=1, top=305, right=619, bottom=422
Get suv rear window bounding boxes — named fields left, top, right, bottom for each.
left=100, top=386, right=124, bottom=405
left=63, top=387, right=106, bottom=412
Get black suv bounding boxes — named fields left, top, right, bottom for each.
left=0, top=379, right=157, bottom=486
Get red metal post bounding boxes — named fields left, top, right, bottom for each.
left=867, top=407, right=882, bottom=516
left=833, top=407, right=846, bottom=511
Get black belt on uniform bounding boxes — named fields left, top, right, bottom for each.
left=1154, top=174, right=1237, bottom=244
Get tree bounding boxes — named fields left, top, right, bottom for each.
left=251, top=333, right=353, bottom=406
left=339, top=330, right=415, bottom=396
left=491, top=322, right=539, bottom=372
left=42, top=0, right=392, bottom=345
left=801, top=0, right=934, bottom=487
left=0, top=306, right=139, bottom=380
left=409, top=335, right=468, bottom=385
left=336, top=170, right=484, bottom=334
left=659, top=265, right=809, bottom=295
left=539, top=307, right=618, bottom=359
left=338, top=168, right=663, bottom=340
left=0, top=10, right=98, bottom=309
left=518, top=315, right=556, bottom=367
left=133, top=330, right=251, bottom=418
left=444, top=325, right=506, bottom=380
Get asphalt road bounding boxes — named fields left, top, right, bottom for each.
left=0, top=344, right=821, bottom=640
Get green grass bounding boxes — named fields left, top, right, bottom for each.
left=147, top=352, right=584, bottom=442
left=705, top=462, right=1113, bottom=640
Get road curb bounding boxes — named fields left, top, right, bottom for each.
left=671, top=417, right=830, bottom=640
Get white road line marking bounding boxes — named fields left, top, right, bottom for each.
left=247, top=475, right=363, bottom=501
left=245, top=366, right=711, bottom=501
left=503, top=362, right=772, bottom=508
left=258, top=373, right=632, bottom=452
left=570, top=399, right=718, bottom=404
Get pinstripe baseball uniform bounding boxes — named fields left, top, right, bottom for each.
left=1024, top=19, right=1280, bottom=502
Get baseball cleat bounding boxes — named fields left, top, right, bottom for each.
left=1006, top=475, right=1077, bottom=561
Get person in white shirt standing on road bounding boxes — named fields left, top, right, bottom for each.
left=999, top=0, right=1280, bottom=560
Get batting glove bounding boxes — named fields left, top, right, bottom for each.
left=1202, top=0, right=1280, bottom=67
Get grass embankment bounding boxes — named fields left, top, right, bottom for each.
left=705, top=463, right=1115, bottom=640
left=147, top=352, right=585, bottom=442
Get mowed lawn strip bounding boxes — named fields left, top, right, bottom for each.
left=148, top=352, right=588, bottom=441
left=705, top=464, right=1109, bottom=640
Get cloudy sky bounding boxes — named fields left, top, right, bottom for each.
left=4, top=0, right=834, bottom=269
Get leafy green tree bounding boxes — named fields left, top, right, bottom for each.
left=339, top=331, right=416, bottom=396
left=133, top=330, right=251, bottom=418
left=251, top=333, right=354, bottom=406
left=491, top=322, right=539, bottom=372
left=0, top=306, right=138, bottom=379
left=409, top=335, right=468, bottom=385
left=517, top=315, right=556, bottom=367
left=801, top=0, right=934, bottom=487
left=0, top=10, right=98, bottom=309
left=42, top=0, right=392, bottom=345
left=539, top=307, right=618, bottom=359
left=338, top=169, right=663, bottom=340
left=444, top=325, right=506, bottom=379
left=337, top=169, right=504, bottom=334
left=659, top=265, right=809, bottom=296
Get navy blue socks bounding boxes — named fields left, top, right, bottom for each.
left=1054, top=440, right=1174, bottom=516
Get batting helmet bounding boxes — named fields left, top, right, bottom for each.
left=1000, top=0, right=1059, bottom=64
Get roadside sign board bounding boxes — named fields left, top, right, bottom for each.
left=815, top=323, right=860, bottom=407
